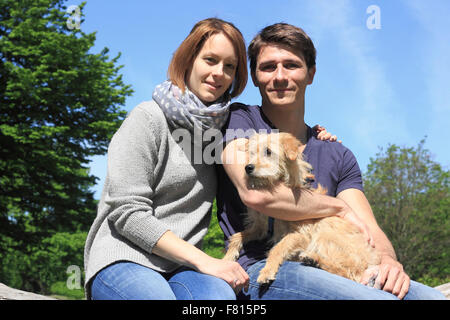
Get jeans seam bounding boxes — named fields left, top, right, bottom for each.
left=247, top=261, right=343, bottom=300
left=95, top=272, right=128, bottom=300
left=169, top=280, right=194, bottom=299
left=248, top=282, right=327, bottom=300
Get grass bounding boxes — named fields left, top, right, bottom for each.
left=203, top=200, right=226, bottom=259
left=50, top=281, right=85, bottom=300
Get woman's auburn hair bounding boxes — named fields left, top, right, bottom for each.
left=168, top=18, right=248, bottom=99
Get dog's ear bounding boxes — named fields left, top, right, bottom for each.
left=244, top=139, right=249, bottom=152
left=236, top=139, right=249, bottom=152
left=281, top=133, right=301, bottom=161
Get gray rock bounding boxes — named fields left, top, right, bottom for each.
left=1, top=281, right=448, bottom=300
left=0, top=283, right=57, bottom=300
left=435, top=282, right=450, bottom=299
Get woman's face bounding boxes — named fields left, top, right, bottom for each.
left=186, top=33, right=238, bottom=104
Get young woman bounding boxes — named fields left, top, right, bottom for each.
left=84, top=18, right=250, bottom=300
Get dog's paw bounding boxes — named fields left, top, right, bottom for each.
left=361, top=266, right=380, bottom=289
left=257, top=267, right=277, bottom=284
left=299, top=255, right=320, bottom=269
left=222, top=251, right=239, bottom=262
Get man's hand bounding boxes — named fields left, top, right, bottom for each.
left=373, top=256, right=410, bottom=299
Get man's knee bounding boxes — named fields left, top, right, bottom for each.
left=405, top=281, right=447, bottom=300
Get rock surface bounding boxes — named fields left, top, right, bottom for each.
left=435, top=283, right=450, bottom=299
left=0, top=283, right=56, bottom=300
left=0, top=281, right=448, bottom=300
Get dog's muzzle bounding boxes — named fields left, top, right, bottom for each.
left=245, top=164, right=255, bottom=175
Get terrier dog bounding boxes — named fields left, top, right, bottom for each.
left=223, top=132, right=380, bottom=285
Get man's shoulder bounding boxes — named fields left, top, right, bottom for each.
left=229, top=102, right=260, bottom=115
left=225, top=103, right=265, bottom=133
left=306, top=137, right=362, bottom=191
left=307, top=136, right=354, bottom=159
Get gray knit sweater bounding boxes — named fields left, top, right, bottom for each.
left=83, top=100, right=217, bottom=295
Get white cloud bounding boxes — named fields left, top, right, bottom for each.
left=403, top=0, right=450, bottom=167
left=298, top=0, right=409, bottom=162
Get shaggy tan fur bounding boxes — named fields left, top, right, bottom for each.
left=223, top=132, right=380, bottom=284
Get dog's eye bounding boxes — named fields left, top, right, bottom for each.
left=264, top=147, right=272, bottom=157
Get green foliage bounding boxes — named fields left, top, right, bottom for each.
left=50, top=281, right=85, bottom=300
left=418, top=274, right=450, bottom=288
left=0, top=0, right=132, bottom=294
left=203, top=200, right=226, bottom=259
left=0, top=231, right=87, bottom=294
left=363, top=139, right=449, bottom=284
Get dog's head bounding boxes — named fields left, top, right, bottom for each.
left=244, top=132, right=314, bottom=189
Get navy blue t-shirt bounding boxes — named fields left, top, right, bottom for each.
left=216, top=103, right=364, bottom=270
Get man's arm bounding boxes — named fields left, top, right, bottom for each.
left=222, top=138, right=349, bottom=220
left=337, top=188, right=411, bottom=299
left=222, top=139, right=372, bottom=243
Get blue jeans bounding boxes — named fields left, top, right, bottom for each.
left=240, top=260, right=446, bottom=300
left=90, top=261, right=236, bottom=300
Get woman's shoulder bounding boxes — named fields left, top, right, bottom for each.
left=111, top=100, right=169, bottom=147
left=125, top=100, right=169, bottom=130
left=131, top=100, right=165, bottom=121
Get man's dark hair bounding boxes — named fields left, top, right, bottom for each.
left=248, top=23, right=317, bottom=75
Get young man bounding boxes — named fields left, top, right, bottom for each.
left=216, top=23, right=445, bottom=300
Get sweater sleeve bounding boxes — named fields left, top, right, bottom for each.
left=103, top=104, right=170, bottom=254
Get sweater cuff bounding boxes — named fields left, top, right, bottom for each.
left=112, top=210, right=171, bottom=254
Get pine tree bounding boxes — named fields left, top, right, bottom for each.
left=0, top=0, right=132, bottom=291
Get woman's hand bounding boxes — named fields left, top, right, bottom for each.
left=153, top=230, right=249, bottom=293
left=313, top=125, right=342, bottom=143
left=196, top=256, right=249, bottom=293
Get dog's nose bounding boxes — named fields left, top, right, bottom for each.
left=245, top=164, right=255, bottom=174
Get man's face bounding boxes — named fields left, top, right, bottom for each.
left=252, top=44, right=315, bottom=109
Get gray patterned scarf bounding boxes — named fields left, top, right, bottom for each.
left=152, top=80, right=231, bottom=133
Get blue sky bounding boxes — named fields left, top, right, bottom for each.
left=71, top=0, right=450, bottom=199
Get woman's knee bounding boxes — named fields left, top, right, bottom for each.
left=169, top=269, right=236, bottom=300
left=91, top=262, right=176, bottom=300
left=203, top=277, right=236, bottom=300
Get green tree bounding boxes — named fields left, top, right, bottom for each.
left=1, top=231, right=86, bottom=295
left=363, top=139, right=449, bottom=284
left=0, top=0, right=132, bottom=292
